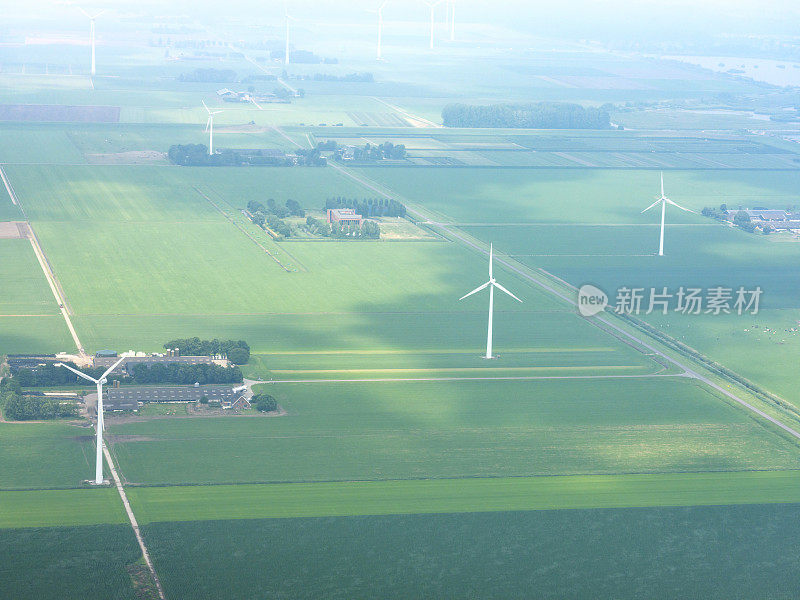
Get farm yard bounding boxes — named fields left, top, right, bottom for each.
left=5, top=6, right=800, bottom=599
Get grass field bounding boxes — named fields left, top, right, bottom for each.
left=0, top=422, right=100, bottom=490
left=140, top=504, right=800, bottom=600
left=0, top=488, right=127, bottom=527
left=0, top=524, right=139, bottom=600
left=0, top=239, right=59, bottom=315
left=108, top=377, right=800, bottom=486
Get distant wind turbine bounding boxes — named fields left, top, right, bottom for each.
left=459, top=244, right=522, bottom=359
left=641, top=172, right=695, bottom=256
left=284, top=8, right=297, bottom=65
left=375, top=1, right=389, bottom=60
left=202, top=101, right=223, bottom=155
left=56, top=357, right=125, bottom=485
left=423, top=0, right=443, bottom=49
left=78, top=7, right=105, bottom=76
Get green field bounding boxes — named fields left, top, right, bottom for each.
left=0, top=488, right=127, bottom=528
left=108, top=377, right=800, bottom=486
left=140, top=504, right=800, bottom=600
left=0, top=525, right=140, bottom=600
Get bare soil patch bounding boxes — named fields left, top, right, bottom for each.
left=0, top=221, right=26, bottom=239
left=85, top=151, right=167, bottom=165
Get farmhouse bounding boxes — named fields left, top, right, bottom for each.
left=327, top=208, right=363, bottom=226
left=105, top=384, right=249, bottom=407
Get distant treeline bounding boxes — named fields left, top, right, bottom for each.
left=129, top=362, right=243, bottom=385
left=165, top=337, right=250, bottom=365
left=441, top=102, right=612, bottom=129
left=334, top=142, right=407, bottom=162
left=305, top=215, right=380, bottom=239
left=309, top=72, right=373, bottom=82
left=10, top=360, right=243, bottom=387
left=178, top=68, right=237, bottom=83
left=270, top=50, right=337, bottom=64
left=167, top=145, right=326, bottom=167
left=326, top=197, right=406, bottom=218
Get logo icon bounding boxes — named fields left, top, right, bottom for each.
left=577, top=284, right=608, bottom=317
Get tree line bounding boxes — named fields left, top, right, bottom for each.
left=168, top=145, right=326, bottom=167
left=247, top=199, right=307, bottom=239
left=305, top=216, right=380, bottom=239
left=333, top=141, right=407, bottom=161
left=0, top=381, right=78, bottom=421
left=129, top=362, right=243, bottom=385
left=441, top=102, right=612, bottom=129
left=164, top=337, right=250, bottom=365
left=178, top=68, right=237, bottom=83
left=325, top=196, right=406, bottom=218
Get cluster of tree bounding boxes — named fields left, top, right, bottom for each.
left=270, top=50, right=334, bottom=64
left=308, top=72, right=373, bottom=82
left=305, top=216, right=380, bottom=239
left=252, top=393, right=278, bottom=412
left=441, top=102, right=612, bottom=129
left=325, top=197, right=406, bottom=218
left=13, top=362, right=111, bottom=387
left=702, top=204, right=768, bottom=234
left=129, top=362, right=243, bottom=385
left=295, top=147, right=327, bottom=166
left=247, top=199, right=306, bottom=238
left=164, top=338, right=250, bottom=364
left=241, top=74, right=278, bottom=83
left=335, top=142, right=407, bottom=161
left=178, top=68, right=237, bottom=83
left=168, top=145, right=312, bottom=167
left=2, top=394, right=78, bottom=421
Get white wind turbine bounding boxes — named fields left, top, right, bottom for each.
left=78, top=7, right=105, bottom=76
left=202, top=101, right=223, bottom=155
left=284, top=9, right=297, bottom=65
left=641, top=172, right=694, bottom=256
left=56, top=357, right=125, bottom=485
left=459, top=244, right=522, bottom=359
left=446, top=0, right=456, bottom=41
left=424, top=0, right=443, bottom=49
left=374, top=0, right=389, bottom=60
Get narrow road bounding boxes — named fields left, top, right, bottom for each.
left=103, top=442, right=166, bottom=599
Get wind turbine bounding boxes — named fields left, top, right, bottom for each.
left=78, top=7, right=105, bottom=76
left=447, top=0, right=456, bottom=41
left=284, top=9, right=297, bottom=65
left=459, top=244, right=522, bottom=359
left=375, top=1, right=389, bottom=60
left=56, top=357, right=125, bottom=485
left=202, top=101, right=223, bottom=155
left=424, top=1, right=443, bottom=50
left=641, top=172, right=695, bottom=256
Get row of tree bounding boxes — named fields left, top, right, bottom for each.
left=334, top=142, right=407, bottom=161
left=325, top=197, right=406, bottom=218
left=129, top=362, right=243, bottom=385
left=309, top=72, right=373, bottom=82
left=305, top=216, right=380, bottom=239
left=164, top=338, right=250, bottom=364
left=168, top=145, right=324, bottom=167
left=0, top=379, right=74, bottom=421
left=441, top=102, right=612, bottom=129
left=248, top=199, right=305, bottom=220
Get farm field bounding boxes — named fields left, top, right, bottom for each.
left=107, top=377, right=800, bottom=486
left=0, top=524, right=140, bottom=600
left=140, top=504, right=800, bottom=600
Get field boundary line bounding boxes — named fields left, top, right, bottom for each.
left=262, top=373, right=679, bottom=384
left=329, top=164, right=800, bottom=443
left=103, top=443, right=166, bottom=600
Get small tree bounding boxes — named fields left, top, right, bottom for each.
left=253, top=393, right=278, bottom=412
left=199, top=395, right=209, bottom=404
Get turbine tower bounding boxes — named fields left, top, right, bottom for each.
left=78, top=7, right=105, bottom=76
left=56, top=357, right=125, bottom=485
left=459, top=244, right=522, bottom=359
left=641, top=172, right=694, bottom=256
left=202, top=101, right=223, bottom=155
left=284, top=9, right=297, bottom=65
left=376, top=1, right=389, bottom=60
left=447, top=0, right=455, bottom=41
left=424, top=1, right=443, bottom=50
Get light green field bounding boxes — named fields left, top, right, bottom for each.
left=127, top=470, right=800, bottom=524
left=107, top=377, right=800, bottom=486
left=0, top=239, right=57, bottom=315
left=0, top=488, right=126, bottom=528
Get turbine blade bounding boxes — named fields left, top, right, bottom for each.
left=202, top=100, right=210, bottom=114
left=665, top=198, right=695, bottom=213
left=660, top=171, right=665, bottom=198
left=78, top=6, right=90, bottom=18
left=493, top=281, right=522, bottom=303
left=57, top=362, right=98, bottom=384
left=488, top=243, right=493, bottom=279
left=641, top=198, right=661, bottom=213
left=459, top=281, right=489, bottom=301
left=101, top=356, right=126, bottom=380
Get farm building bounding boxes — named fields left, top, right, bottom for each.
left=327, top=208, right=363, bottom=226
left=106, top=384, right=249, bottom=407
